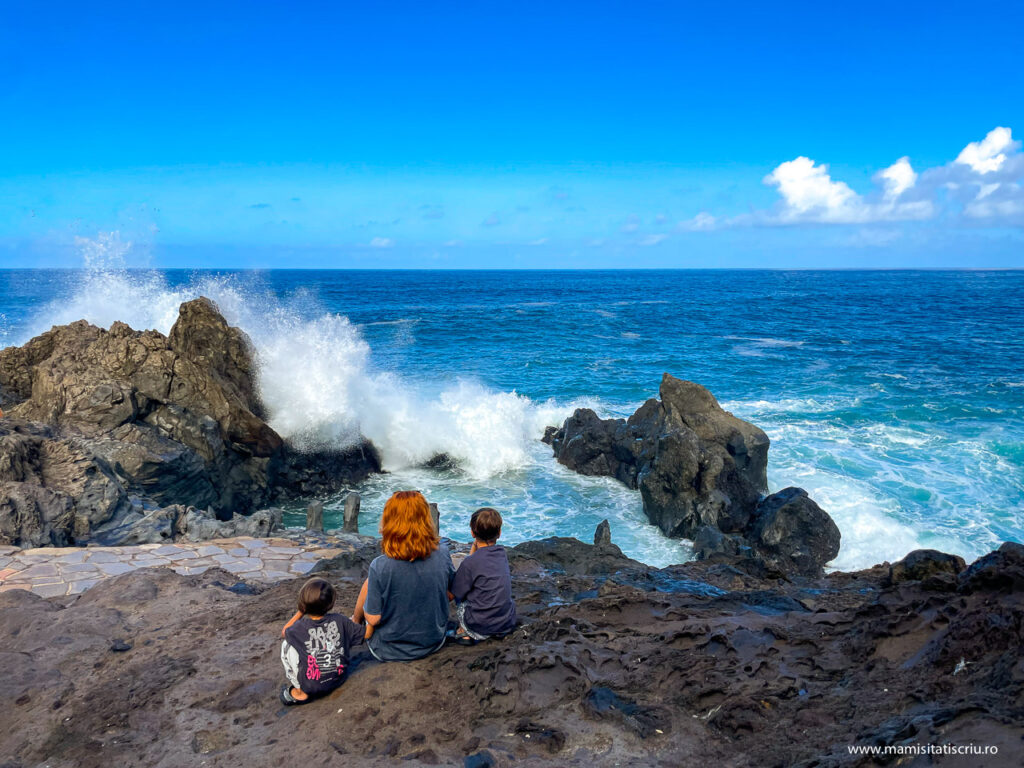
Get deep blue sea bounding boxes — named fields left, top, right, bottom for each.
left=2, top=267, right=1022, bottom=569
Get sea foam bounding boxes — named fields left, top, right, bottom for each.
left=23, top=246, right=577, bottom=480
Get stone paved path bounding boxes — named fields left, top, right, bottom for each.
left=0, top=533, right=366, bottom=598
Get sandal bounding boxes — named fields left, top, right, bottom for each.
left=280, top=685, right=311, bottom=706
left=446, top=628, right=480, bottom=646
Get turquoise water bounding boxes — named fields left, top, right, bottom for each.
left=1, top=266, right=1022, bottom=568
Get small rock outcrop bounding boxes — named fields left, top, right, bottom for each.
left=545, top=375, right=841, bottom=576
left=0, top=299, right=379, bottom=547
left=545, top=374, right=769, bottom=539
left=746, top=487, right=840, bottom=578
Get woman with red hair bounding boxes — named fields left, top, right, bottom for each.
left=353, top=490, right=454, bottom=661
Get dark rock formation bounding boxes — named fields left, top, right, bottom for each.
left=546, top=374, right=769, bottom=539
left=746, top=487, right=840, bottom=578
left=889, top=548, right=967, bottom=586
left=0, top=299, right=379, bottom=547
left=1, top=538, right=1021, bottom=767
left=545, top=375, right=840, bottom=576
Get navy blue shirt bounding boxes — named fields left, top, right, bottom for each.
left=365, top=544, right=455, bottom=661
left=451, top=545, right=517, bottom=636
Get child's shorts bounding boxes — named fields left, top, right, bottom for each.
left=456, top=603, right=490, bottom=641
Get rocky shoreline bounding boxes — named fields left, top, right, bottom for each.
left=0, top=298, right=377, bottom=549
left=1, top=529, right=1021, bottom=767
left=2, top=298, right=1021, bottom=766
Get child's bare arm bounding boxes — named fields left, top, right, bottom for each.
left=281, top=610, right=303, bottom=638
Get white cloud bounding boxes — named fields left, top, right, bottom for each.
left=682, top=126, right=1022, bottom=231
left=638, top=233, right=668, bottom=246
left=369, top=237, right=393, bottom=248
left=679, top=212, right=717, bottom=231
left=764, top=157, right=859, bottom=222
left=955, top=127, right=1018, bottom=174
left=877, top=156, right=916, bottom=200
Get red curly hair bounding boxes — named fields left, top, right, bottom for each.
left=380, top=490, right=439, bottom=561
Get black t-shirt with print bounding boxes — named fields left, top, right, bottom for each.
left=283, top=613, right=365, bottom=695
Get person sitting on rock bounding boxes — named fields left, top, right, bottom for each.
left=447, top=507, right=517, bottom=645
left=279, top=577, right=366, bottom=705
left=352, top=490, right=455, bottom=661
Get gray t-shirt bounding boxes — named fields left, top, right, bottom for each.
left=365, top=543, right=455, bottom=661
left=450, top=544, right=517, bottom=636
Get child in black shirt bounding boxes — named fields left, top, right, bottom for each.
left=279, top=577, right=366, bottom=705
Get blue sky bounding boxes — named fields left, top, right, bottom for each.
left=1, top=1, right=1022, bottom=268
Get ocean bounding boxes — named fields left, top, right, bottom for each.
left=1, top=266, right=1021, bottom=569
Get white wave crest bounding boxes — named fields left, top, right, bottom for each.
left=22, top=235, right=579, bottom=479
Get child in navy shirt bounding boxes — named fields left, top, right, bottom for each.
left=280, top=578, right=366, bottom=704
left=449, top=507, right=517, bottom=644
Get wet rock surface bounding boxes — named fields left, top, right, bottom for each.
left=546, top=375, right=840, bottom=576
left=0, top=299, right=379, bottom=547
left=1, top=536, right=1021, bottom=767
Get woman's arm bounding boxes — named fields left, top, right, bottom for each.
left=353, top=578, right=382, bottom=635
left=281, top=609, right=303, bottom=638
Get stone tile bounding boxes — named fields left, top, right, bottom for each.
left=173, top=565, right=211, bottom=575
left=0, top=557, right=11, bottom=569
left=213, top=554, right=236, bottom=564
left=58, top=563, right=99, bottom=575
left=129, top=557, right=172, bottom=568
left=17, top=564, right=59, bottom=579
left=242, top=539, right=268, bottom=549
left=0, top=545, right=20, bottom=556
left=267, top=546, right=301, bottom=555
left=67, top=579, right=101, bottom=595
left=86, top=551, right=123, bottom=563
left=137, top=543, right=162, bottom=550
left=33, top=582, right=70, bottom=598
left=258, top=552, right=294, bottom=560
left=184, top=557, right=217, bottom=568
left=228, top=548, right=249, bottom=557
left=196, top=545, right=224, bottom=557
left=221, top=558, right=264, bottom=574
left=172, top=550, right=199, bottom=560
left=55, top=551, right=90, bottom=564
left=152, top=545, right=187, bottom=557
left=0, top=567, right=19, bottom=581
left=0, top=583, right=31, bottom=593
left=96, top=562, right=136, bottom=576
left=289, top=561, right=316, bottom=575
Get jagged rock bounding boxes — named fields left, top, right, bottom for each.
left=0, top=298, right=379, bottom=546
left=746, top=488, right=840, bottom=577
left=509, top=536, right=641, bottom=576
left=546, top=374, right=769, bottom=540
left=90, top=505, right=284, bottom=546
left=691, top=524, right=744, bottom=560
left=5, top=539, right=1020, bottom=767
left=958, top=541, right=1024, bottom=593
left=0, top=420, right=132, bottom=546
left=593, top=519, right=612, bottom=547
left=544, top=375, right=843, bottom=577
left=889, top=549, right=966, bottom=585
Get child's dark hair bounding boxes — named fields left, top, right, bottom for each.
left=297, top=578, right=335, bottom=615
left=470, top=507, right=503, bottom=543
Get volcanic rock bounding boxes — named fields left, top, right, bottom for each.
left=1, top=537, right=1021, bottom=767
left=0, top=298, right=379, bottom=546
left=746, top=487, right=841, bottom=578
left=546, top=374, right=769, bottom=540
